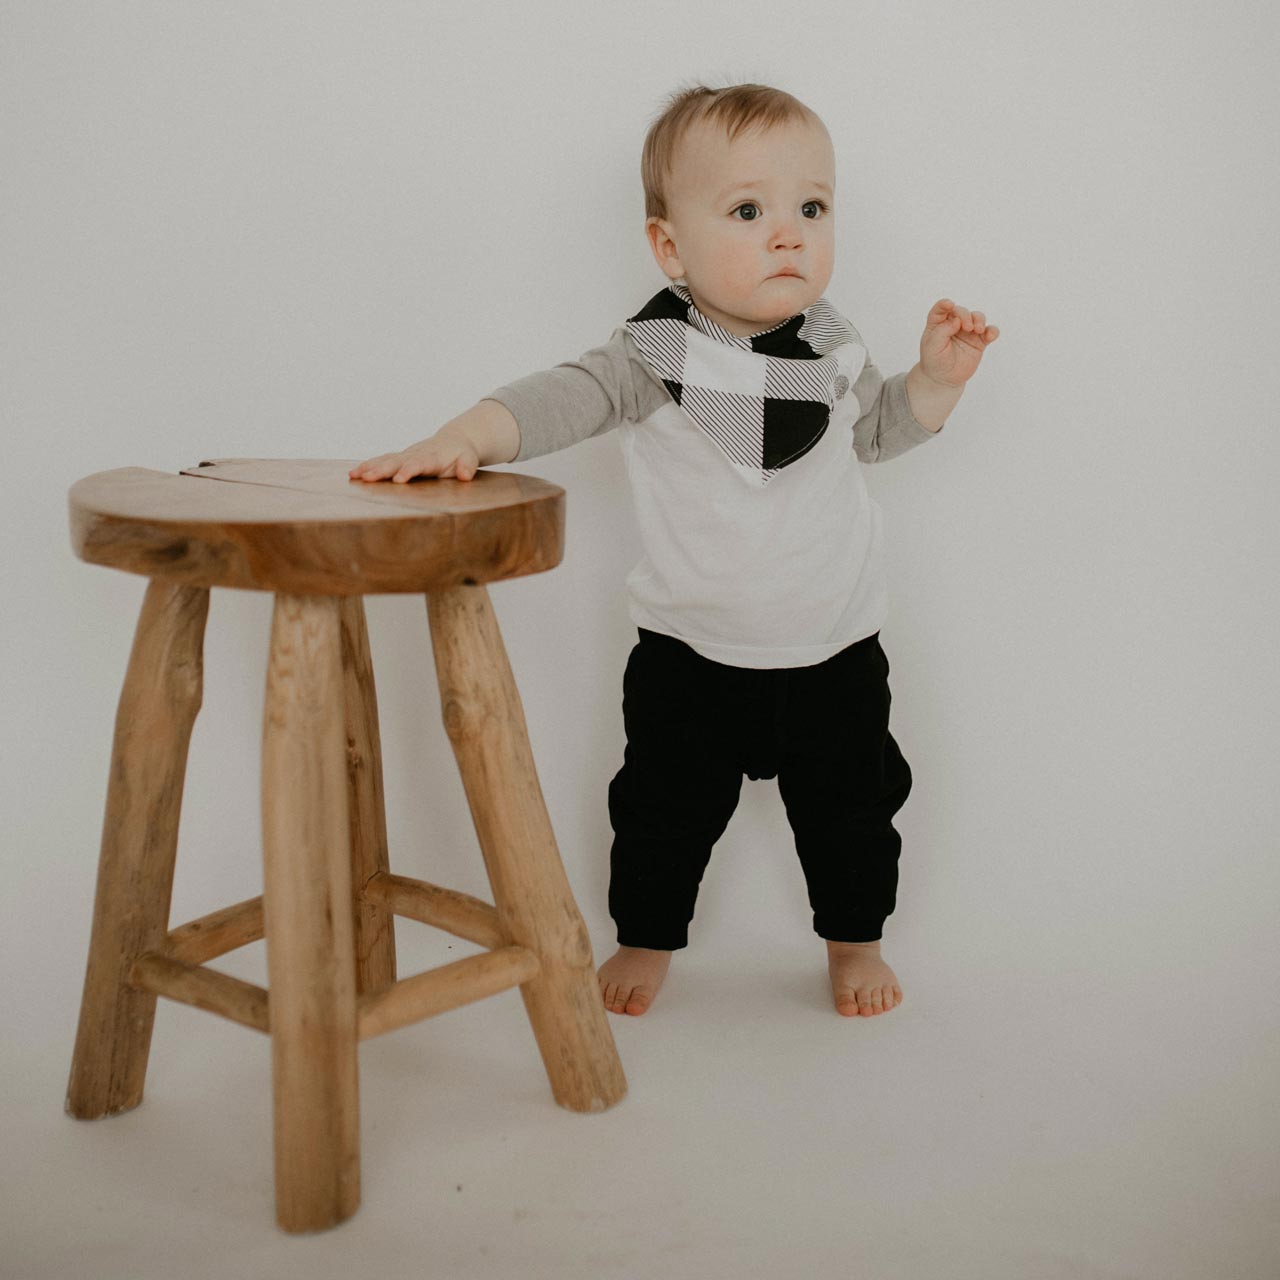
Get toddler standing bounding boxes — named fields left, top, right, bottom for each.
left=350, top=83, right=999, bottom=1019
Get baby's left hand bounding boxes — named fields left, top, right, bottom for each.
left=918, top=299, right=999, bottom=388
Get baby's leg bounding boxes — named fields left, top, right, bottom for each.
left=775, top=633, right=912, bottom=1017
left=599, top=631, right=744, bottom=1015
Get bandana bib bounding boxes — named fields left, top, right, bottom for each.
left=624, top=280, right=867, bottom=489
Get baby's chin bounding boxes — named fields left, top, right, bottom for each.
left=692, top=282, right=823, bottom=334
left=752, top=284, right=823, bottom=322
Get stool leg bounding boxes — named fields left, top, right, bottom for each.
left=337, top=597, right=396, bottom=994
left=426, top=584, right=627, bottom=1113
left=262, top=594, right=360, bottom=1232
left=66, top=580, right=210, bottom=1119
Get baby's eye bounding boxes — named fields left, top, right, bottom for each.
left=802, top=199, right=829, bottom=219
left=733, top=203, right=761, bottom=221
left=731, top=200, right=830, bottom=221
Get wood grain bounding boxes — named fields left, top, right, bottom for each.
left=130, top=953, right=269, bottom=1034
left=361, top=870, right=506, bottom=950
left=356, top=946, right=540, bottom=1040
left=261, top=593, right=360, bottom=1232
left=427, top=583, right=627, bottom=1114
left=65, top=579, right=210, bottom=1119
left=163, top=896, right=264, bottom=965
left=338, top=596, right=396, bottom=994
left=68, top=460, right=564, bottom=594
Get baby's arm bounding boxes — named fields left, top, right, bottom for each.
left=349, top=398, right=519, bottom=483
left=899, top=299, right=999, bottom=437
left=350, top=326, right=658, bottom=484
left=851, top=300, right=998, bottom=465
left=850, top=361, right=940, bottom=465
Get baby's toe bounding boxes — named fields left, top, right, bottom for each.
left=624, top=987, right=652, bottom=1016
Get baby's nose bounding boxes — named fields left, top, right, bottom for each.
left=771, top=221, right=804, bottom=249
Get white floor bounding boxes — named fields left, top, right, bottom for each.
left=6, top=915, right=1278, bottom=1280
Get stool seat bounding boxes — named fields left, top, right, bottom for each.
left=65, top=458, right=624, bottom=1234
left=68, top=457, right=565, bottom=594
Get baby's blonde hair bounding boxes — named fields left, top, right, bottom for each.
left=641, top=82, right=824, bottom=222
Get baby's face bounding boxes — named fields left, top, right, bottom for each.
left=647, top=115, right=836, bottom=337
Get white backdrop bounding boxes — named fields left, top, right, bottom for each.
left=4, top=2, right=1278, bottom=1275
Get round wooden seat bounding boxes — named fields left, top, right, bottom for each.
left=68, top=457, right=565, bottom=594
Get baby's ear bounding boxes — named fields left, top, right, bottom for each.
left=644, top=216, right=681, bottom=273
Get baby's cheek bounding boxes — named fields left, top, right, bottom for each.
left=724, top=259, right=764, bottom=299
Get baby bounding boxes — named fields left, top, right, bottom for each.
left=350, top=83, right=998, bottom=1020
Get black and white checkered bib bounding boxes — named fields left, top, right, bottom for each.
left=624, top=280, right=865, bottom=489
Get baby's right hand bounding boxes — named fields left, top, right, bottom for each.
left=349, top=428, right=480, bottom=484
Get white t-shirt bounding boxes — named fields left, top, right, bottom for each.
left=483, top=321, right=941, bottom=669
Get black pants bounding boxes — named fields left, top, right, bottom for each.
left=607, top=627, right=913, bottom=950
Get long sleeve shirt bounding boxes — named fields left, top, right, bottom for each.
left=482, top=323, right=940, bottom=669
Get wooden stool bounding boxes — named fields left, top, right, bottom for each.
left=64, top=458, right=626, bottom=1233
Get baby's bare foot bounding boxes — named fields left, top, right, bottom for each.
left=597, top=945, right=673, bottom=1016
left=826, top=940, right=903, bottom=1017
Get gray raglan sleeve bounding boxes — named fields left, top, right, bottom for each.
left=850, top=356, right=942, bottom=464
left=480, top=325, right=670, bottom=463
